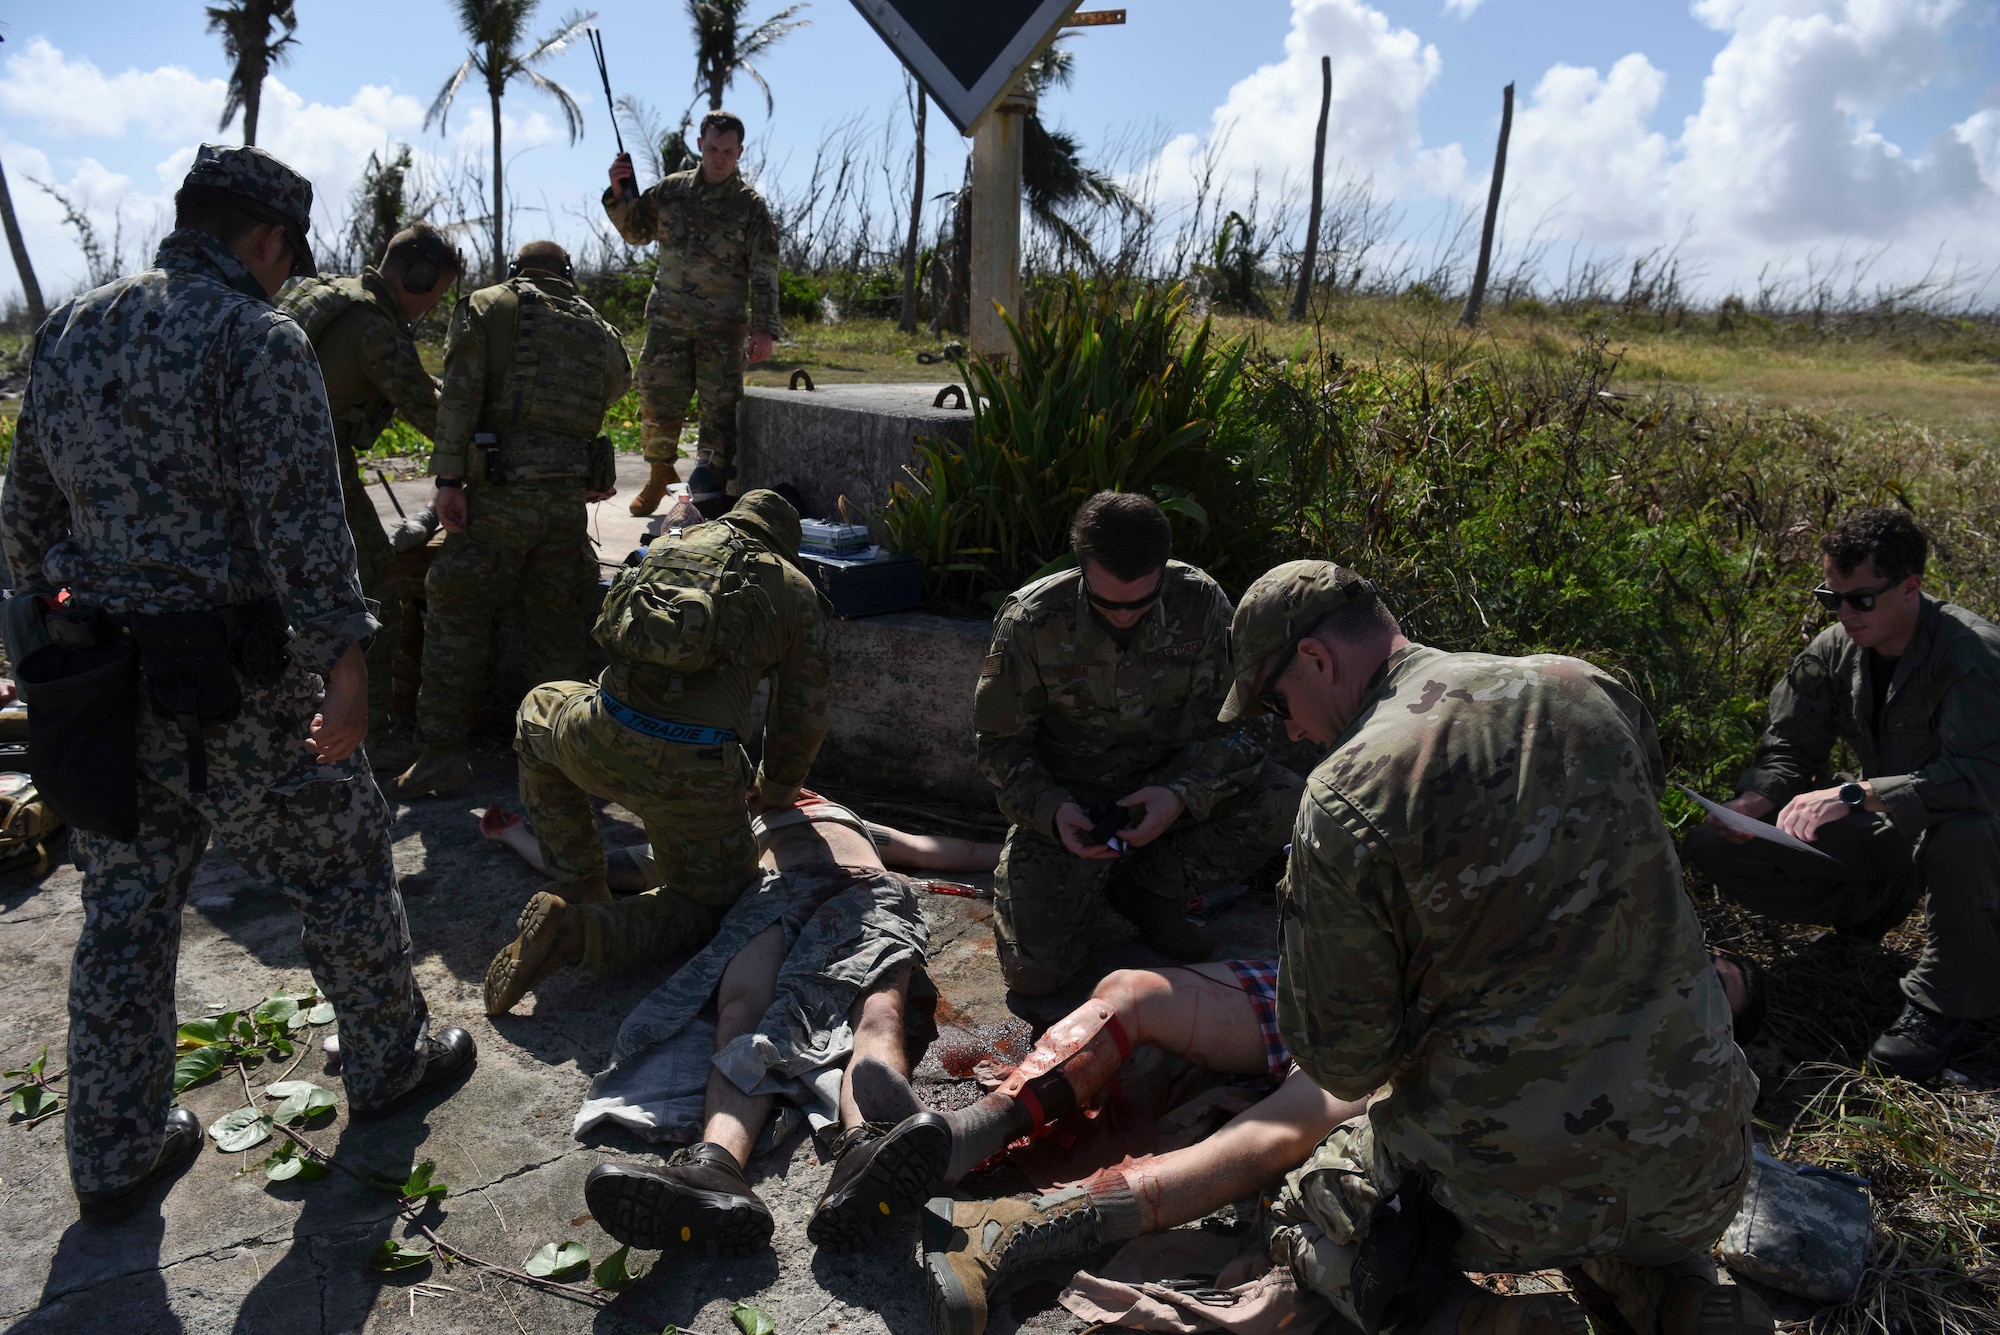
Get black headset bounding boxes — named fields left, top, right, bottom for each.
left=506, top=252, right=575, bottom=283
left=400, top=237, right=464, bottom=295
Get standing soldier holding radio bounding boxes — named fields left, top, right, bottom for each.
left=1, top=145, right=474, bottom=1225
left=279, top=223, right=464, bottom=776
left=603, top=109, right=780, bottom=517
left=390, top=240, right=632, bottom=800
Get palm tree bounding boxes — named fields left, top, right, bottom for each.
left=686, top=0, right=810, bottom=115
left=1021, top=39, right=1141, bottom=271
left=427, top=1, right=595, bottom=281
left=206, top=1, right=299, bottom=147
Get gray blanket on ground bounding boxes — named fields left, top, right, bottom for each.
left=573, top=864, right=929, bottom=1146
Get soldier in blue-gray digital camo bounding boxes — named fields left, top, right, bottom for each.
left=1221, top=561, right=1770, bottom=1335
left=1, top=144, right=474, bottom=1226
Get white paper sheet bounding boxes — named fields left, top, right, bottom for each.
left=1677, top=785, right=1838, bottom=862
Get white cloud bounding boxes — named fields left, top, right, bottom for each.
left=1153, top=0, right=1465, bottom=207
left=1505, top=55, right=1676, bottom=244
left=1445, top=0, right=1487, bottom=16
left=0, top=38, right=224, bottom=143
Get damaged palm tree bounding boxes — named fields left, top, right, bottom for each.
left=427, top=0, right=596, bottom=283
left=1021, top=39, right=1141, bottom=273
left=686, top=0, right=810, bottom=115
left=205, top=0, right=299, bottom=147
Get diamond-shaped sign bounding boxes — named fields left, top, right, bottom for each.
left=848, top=0, right=1079, bottom=134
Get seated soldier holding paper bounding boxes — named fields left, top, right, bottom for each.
left=579, top=790, right=929, bottom=1257
left=1684, top=507, right=2000, bottom=1080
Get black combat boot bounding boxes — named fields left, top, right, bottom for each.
left=348, top=1028, right=477, bottom=1120
left=586, top=1143, right=775, bottom=1254
left=76, top=1108, right=204, bottom=1224
left=1868, top=1001, right=1967, bottom=1081
left=807, top=1113, right=953, bottom=1250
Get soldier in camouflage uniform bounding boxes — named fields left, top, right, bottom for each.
left=1, top=145, right=473, bottom=1225
left=974, top=492, right=1303, bottom=995
left=1685, top=507, right=2000, bottom=1082
left=391, top=240, right=632, bottom=799
left=1216, top=561, right=1765, bottom=1335
left=483, top=489, right=833, bottom=1014
left=603, top=109, right=780, bottom=516
left=278, top=223, right=464, bottom=774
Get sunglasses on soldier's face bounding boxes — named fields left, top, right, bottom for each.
left=1259, top=636, right=1306, bottom=720
left=1083, top=573, right=1162, bottom=612
left=1813, top=581, right=1899, bottom=612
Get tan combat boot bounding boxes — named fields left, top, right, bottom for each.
left=922, top=1189, right=1103, bottom=1335
left=628, top=461, right=677, bottom=516
left=387, top=748, right=473, bottom=800
left=484, top=891, right=586, bottom=1014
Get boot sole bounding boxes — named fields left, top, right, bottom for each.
left=585, top=1163, right=773, bottom=1255
left=807, top=1116, right=952, bottom=1251
left=923, top=1196, right=982, bottom=1335
left=483, top=894, right=569, bottom=1015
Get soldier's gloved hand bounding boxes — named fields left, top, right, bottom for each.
left=609, top=153, right=638, bottom=198
left=747, top=332, right=775, bottom=365
left=1116, top=785, right=1186, bottom=849
left=1055, top=801, right=1121, bottom=861
left=434, top=480, right=468, bottom=534
left=306, top=643, right=368, bottom=764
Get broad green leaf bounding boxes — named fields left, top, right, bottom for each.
left=176, top=1018, right=224, bottom=1046
left=306, top=1001, right=336, bottom=1026
left=263, top=1141, right=328, bottom=1182
left=403, top=1159, right=447, bottom=1200
left=368, top=1238, right=433, bottom=1272
left=272, top=1083, right=336, bottom=1124
left=592, top=1244, right=640, bottom=1292
left=172, top=1045, right=228, bottom=1095
left=28, top=1045, right=46, bottom=1077
left=524, top=1240, right=589, bottom=1280
left=209, top=1105, right=273, bottom=1153
left=263, top=1036, right=295, bottom=1059
left=10, top=1085, right=53, bottom=1119
left=264, top=1079, right=317, bottom=1099
left=731, top=1303, right=776, bottom=1335
left=287, top=1008, right=312, bottom=1031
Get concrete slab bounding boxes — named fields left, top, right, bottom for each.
left=737, top=384, right=976, bottom=523
left=0, top=756, right=1281, bottom=1334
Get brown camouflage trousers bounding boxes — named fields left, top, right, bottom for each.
left=993, top=758, right=1303, bottom=992
left=338, top=445, right=402, bottom=736
left=636, top=323, right=745, bottom=479
left=515, top=680, right=760, bottom=971
left=1275, top=1111, right=1753, bottom=1331
left=414, top=479, right=595, bottom=752
left=67, top=672, right=429, bottom=1195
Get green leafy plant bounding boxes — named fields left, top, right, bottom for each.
left=369, top=1238, right=435, bottom=1272
left=524, top=1239, right=591, bottom=1281
left=262, top=1139, right=328, bottom=1181
left=209, top=1105, right=274, bottom=1153
left=265, top=1079, right=336, bottom=1124
left=592, top=1244, right=643, bottom=1292
left=731, top=1302, right=776, bottom=1335
left=173, top=987, right=332, bottom=1095
left=3, top=1046, right=64, bottom=1122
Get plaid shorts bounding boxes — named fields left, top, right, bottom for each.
left=1224, top=957, right=1299, bottom=1084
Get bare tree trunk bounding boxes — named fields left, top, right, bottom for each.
left=709, top=71, right=724, bottom=111
left=1289, top=56, right=1332, bottom=322
left=489, top=87, right=506, bottom=284
left=0, top=154, right=47, bottom=327
left=898, top=89, right=927, bottom=334
left=242, top=58, right=265, bottom=146
left=1458, top=82, right=1514, bottom=329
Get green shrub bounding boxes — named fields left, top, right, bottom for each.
left=583, top=267, right=654, bottom=334
left=779, top=270, right=824, bottom=324
left=823, top=266, right=903, bottom=322
left=880, top=279, right=1244, bottom=610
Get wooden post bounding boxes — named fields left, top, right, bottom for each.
left=968, top=80, right=1035, bottom=363
left=899, top=87, right=927, bottom=335
left=1459, top=81, right=1514, bottom=329
left=0, top=153, right=46, bottom=327
left=1289, top=55, right=1332, bottom=322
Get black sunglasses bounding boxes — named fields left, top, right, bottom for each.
left=1083, top=572, right=1163, bottom=612
left=1813, top=581, right=1900, bottom=612
left=1259, top=635, right=1306, bottom=719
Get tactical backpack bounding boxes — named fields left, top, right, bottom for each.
left=594, top=520, right=774, bottom=677
left=280, top=277, right=399, bottom=445
left=474, top=279, right=621, bottom=480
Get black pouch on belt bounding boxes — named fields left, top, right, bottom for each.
left=1347, top=1174, right=1466, bottom=1335
left=14, top=603, right=143, bottom=841
left=122, top=611, right=243, bottom=796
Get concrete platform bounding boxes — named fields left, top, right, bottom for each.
left=736, top=383, right=976, bottom=523
left=0, top=756, right=1282, bottom=1334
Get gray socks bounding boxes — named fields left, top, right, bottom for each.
left=1085, top=1168, right=1144, bottom=1242
left=942, top=1092, right=1032, bottom=1183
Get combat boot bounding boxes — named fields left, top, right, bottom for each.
left=923, top=1189, right=1104, bottom=1335
left=585, top=1144, right=775, bottom=1254
left=806, top=1112, right=953, bottom=1250
left=484, top=891, right=585, bottom=1014
left=75, top=1108, right=203, bottom=1224
left=628, top=461, right=677, bottom=516
left=1107, top=882, right=1215, bottom=963
left=387, top=748, right=473, bottom=800
left=1428, top=1281, right=1589, bottom=1335
left=1569, top=1258, right=1774, bottom=1335
left=367, top=720, right=420, bottom=776
left=1868, top=1001, right=1968, bottom=1082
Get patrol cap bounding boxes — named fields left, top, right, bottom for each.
left=722, top=489, right=803, bottom=562
left=1219, top=560, right=1377, bottom=722
left=179, top=143, right=317, bottom=277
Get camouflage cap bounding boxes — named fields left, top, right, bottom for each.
left=722, top=489, right=803, bottom=562
left=1219, top=560, right=1377, bottom=722
left=180, top=143, right=317, bottom=277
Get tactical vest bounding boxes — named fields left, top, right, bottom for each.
left=595, top=520, right=776, bottom=709
left=477, top=279, right=617, bottom=480
left=281, top=276, right=398, bottom=447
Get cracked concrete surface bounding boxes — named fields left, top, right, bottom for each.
left=0, top=745, right=1284, bottom=1335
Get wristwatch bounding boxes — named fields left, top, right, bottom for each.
left=1838, top=781, right=1869, bottom=810
left=435, top=476, right=463, bottom=489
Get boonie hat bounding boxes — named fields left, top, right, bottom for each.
left=722, top=489, right=803, bottom=562
left=1219, top=560, right=1377, bottom=722
left=179, top=143, right=318, bottom=277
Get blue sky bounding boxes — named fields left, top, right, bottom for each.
left=3, top=0, right=1999, bottom=305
